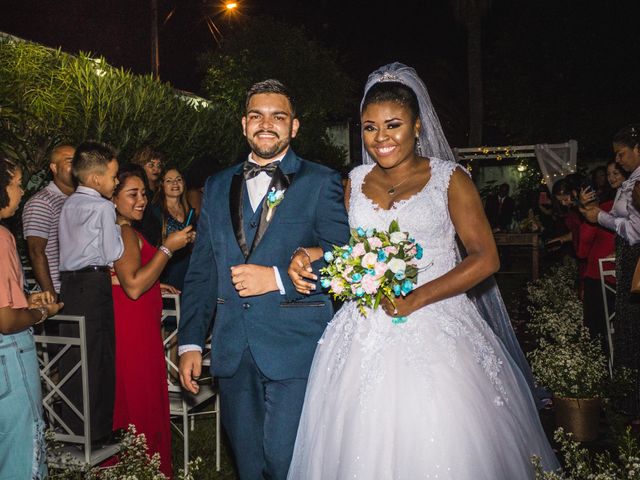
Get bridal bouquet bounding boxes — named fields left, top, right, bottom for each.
left=320, top=220, right=423, bottom=321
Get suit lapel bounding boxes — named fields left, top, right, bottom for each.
left=229, top=170, right=250, bottom=259
left=249, top=167, right=293, bottom=255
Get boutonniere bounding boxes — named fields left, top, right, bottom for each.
left=266, top=187, right=285, bottom=221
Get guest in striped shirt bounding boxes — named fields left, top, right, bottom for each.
left=23, top=144, right=75, bottom=297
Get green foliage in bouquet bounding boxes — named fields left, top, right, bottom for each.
left=320, top=220, right=423, bottom=318
left=532, top=427, right=640, bottom=479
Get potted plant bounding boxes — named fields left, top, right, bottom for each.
left=526, top=261, right=609, bottom=441
left=528, top=329, right=608, bottom=441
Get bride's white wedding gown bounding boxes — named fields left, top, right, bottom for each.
left=287, top=159, right=559, bottom=479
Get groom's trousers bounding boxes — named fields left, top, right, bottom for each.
left=218, top=348, right=308, bottom=480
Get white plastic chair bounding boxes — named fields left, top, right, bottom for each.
left=598, top=257, right=616, bottom=376
left=35, top=314, right=120, bottom=468
left=162, top=293, right=220, bottom=473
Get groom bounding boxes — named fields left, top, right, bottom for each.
left=178, top=79, right=349, bottom=479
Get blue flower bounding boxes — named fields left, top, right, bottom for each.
left=323, top=251, right=334, bottom=262
left=394, top=270, right=406, bottom=281
left=355, top=287, right=365, bottom=297
left=392, top=316, right=408, bottom=325
left=365, top=228, right=374, bottom=238
left=377, top=249, right=388, bottom=262
left=320, top=278, right=331, bottom=289
left=351, top=272, right=362, bottom=282
left=393, top=284, right=401, bottom=297
left=356, top=227, right=366, bottom=237
left=401, top=280, right=414, bottom=295
left=266, top=188, right=285, bottom=208
left=342, top=252, right=349, bottom=259
left=346, top=245, right=353, bottom=253
left=415, top=243, right=423, bottom=260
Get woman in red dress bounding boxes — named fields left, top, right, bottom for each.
left=110, top=166, right=194, bottom=477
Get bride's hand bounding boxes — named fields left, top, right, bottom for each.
left=288, top=248, right=317, bottom=295
left=380, top=294, right=419, bottom=318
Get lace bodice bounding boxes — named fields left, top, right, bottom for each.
left=330, top=159, right=509, bottom=409
left=348, top=158, right=459, bottom=286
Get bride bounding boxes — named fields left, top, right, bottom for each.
left=286, top=63, right=559, bottom=479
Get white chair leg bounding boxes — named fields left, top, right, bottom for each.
left=183, top=400, right=189, bottom=473
left=216, top=395, right=221, bottom=471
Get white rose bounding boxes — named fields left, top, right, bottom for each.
left=361, top=252, right=377, bottom=269
left=390, top=231, right=407, bottom=244
left=388, top=258, right=406, bottom=273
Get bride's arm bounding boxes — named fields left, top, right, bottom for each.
left=383, top=169, right=499, bottom=316
left=287, top=178, right=352, bottom=294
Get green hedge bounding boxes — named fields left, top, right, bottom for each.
left=0, top=36, right=234, bottom=181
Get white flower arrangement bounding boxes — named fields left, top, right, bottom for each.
left=532, top=427, right=640, bottom=479
left=47, top=425, right=201, bottom=479
left=526, top=259, right=609, bottom=399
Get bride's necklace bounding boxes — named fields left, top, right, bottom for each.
left=384, top=174, right=413, bottom=196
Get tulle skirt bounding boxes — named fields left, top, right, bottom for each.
left=287, top=295, right=559, bottom=480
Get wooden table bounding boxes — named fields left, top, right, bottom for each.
left=493, top=233, right=540, bottom=280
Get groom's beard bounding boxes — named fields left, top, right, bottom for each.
left=247, top=129, right=292, bottom=160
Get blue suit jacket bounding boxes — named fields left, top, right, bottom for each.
left=178, top=149, right=350, bottom=380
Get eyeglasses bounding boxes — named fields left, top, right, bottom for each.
left=145, top=160, right=162, bottom=169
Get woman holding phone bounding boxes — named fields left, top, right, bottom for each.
left=582, top=124, right=640, bottom=418
left=110, top=166, right=194, bottom=477
left=150, top=167, right=197, bottom=291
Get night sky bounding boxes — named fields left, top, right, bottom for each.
left=1, top=0, right=639, bottom=156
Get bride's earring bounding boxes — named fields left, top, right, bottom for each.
left=415, top=136, right=422, bottom=154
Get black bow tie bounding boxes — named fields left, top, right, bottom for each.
left=243, top=160, right=281, bottom=180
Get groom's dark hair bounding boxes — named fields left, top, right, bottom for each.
left=245, top=79, right=297, bottom=118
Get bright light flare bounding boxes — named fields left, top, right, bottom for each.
left=226, top=2, right=237, bottom=9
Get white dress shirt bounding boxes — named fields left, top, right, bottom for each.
left=246, top=153, right=287, bottom=294
left=58, top=186, right=124, bottom=270
left=598, top=166, right=640, bottom=245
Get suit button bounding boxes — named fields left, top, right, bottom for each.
left=243, top=303, right=250, bottom=310
left=250, top=221, right=257, bottom=228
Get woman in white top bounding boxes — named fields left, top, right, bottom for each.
left=582, top=123, right=640, bottom=418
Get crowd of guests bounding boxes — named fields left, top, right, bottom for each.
left=0, top=142, right=199, bottom=478
left=543, top=125, right=640, bottom=420
left=1, top=122, right=639, bottom=477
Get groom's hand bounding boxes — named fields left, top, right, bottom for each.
left=179, top=351, right=202, bottom=394
left=231, top=264, right=278, bottom=297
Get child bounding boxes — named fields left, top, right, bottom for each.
left=58, top=141, right=123, bottom=442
